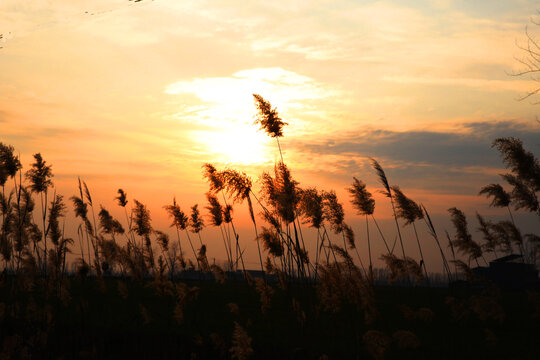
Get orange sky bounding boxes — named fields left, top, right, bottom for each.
left=1, top=0, right=539, bottom=271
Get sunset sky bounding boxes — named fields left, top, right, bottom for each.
left=1, top=0, right=539, bottom=270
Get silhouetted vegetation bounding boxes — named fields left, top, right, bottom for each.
left=0, top=96, right=539, bottom=359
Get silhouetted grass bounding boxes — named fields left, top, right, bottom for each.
left=0, top=97, right=539, bottom=359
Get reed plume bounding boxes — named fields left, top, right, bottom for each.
left=47, top=194, right=65, bottom=247
left=206, top=193, right=234, bottom=269
left=197, top=244, right=210, bottom=272
left=492, top=137, right=540, bottom=217
left=260, top=161, right=299, bottom=224
left=254, top=277, right=274, bottom=314
left=322, top=190, right=345, bottom=234
left=26, top=153, right=54, bottom=271
left=155, top=230, right=169, bottom=253
left=165, top=198, right=200, bottom=270
left=202, top=163, right=224, bottom=193
left=220, top=169, right=265, bottom=274
left=380, top=253, right=423, bottom=284
left=205, top=194, right=223, bottom=227
left=370, top=158, right=391, bottom=198
left=0, top=143, right=21, bottom=191
left=391, top=186, right=428, bottom=280
left=259, top=227, right=284, bottom=257
left=164, top=198, right=188, bottom=230
left=253, top=94, right=287, bottom=138
left=448, top=207, right=483, bottom=264
left=230, top=322, right=253, bottom=360
left=221, top=169, right=252, bottom=203
left=370, top=158, right=408, bottom=267
left=476, top=213, right=499, bottom=257
left=348, top=177, right=392, bottom=273
left=348, top=177, right=375, bottom=216
left=223, top=204, right=233, bottom=223
left=491, top=220, right=523, bottom=255
left=98, top=207, right=124, bottom=237
left=501, top=173, right=539, bottom=215
left=115, top=189, right=128, bottom=207
left=189, top=204, right=205, bottom=248
left=493, top=137, right=540, bottom=189
left=189, top=204, right=204, bottom=234
left=297, top=187, right=326, bottom=276
left=298, top=187, right=324, bottom=229
left=479, top=184, right=511, bottom=208
left=391, top=186, right=423, bottom=225
left=132, top=200, right=152, bottom=238
left=25, top=153, right=52, bottom=194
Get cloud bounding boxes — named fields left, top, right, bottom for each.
left=297, top=120, right=539, bottom=167
left=290, top=120, right=540, bottom=193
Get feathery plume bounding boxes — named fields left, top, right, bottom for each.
left=476, top=213, right=499, bottom=254
left=448, top=207, right=482, bottom=259
left=206, top=193, right=223, bottom=227
left=221, top=169, right=252, bottom=203
left=98, top=206, right=124, bottom=235
left=493, top=137, right=540, bottom=190
left=491, top=220, right=523, bottom=251
left=115, top=189, right=128, bottom=207
left=260, top=162, right=299, bottom=224
left=380, top=253, right=423, bottom=284
left=230, top=322, right=254, bottom=360
left=253, top=94, right=287, bottom=138
left=259, top=227, right=284, bottom=257
left=202, top=163, right=224, bottom=193
left=223, top=204, right=233, bottom=223
left=391, top=186, right=423, bottom=225
left=254, top=277, right=274, bottom=314
left=47, top=195, right=66, bottom=246
left=83, top=181, right=93, bottom=206
left=347, top=177, right=375, bottom=215
left=155, top=230, right=169, bottom=252
left=298, top=187, right=324, bottom=228
left=132, top=200, right=152, bottom=237
left=479, top=184, right=511, bottom=208
left=25, top=153, right=53, bottom=193
left=164, top=198, right=188, bottom=230
left=189, top=204, right=204, bottom=233
left=0, top=143, right=21, bottom=186
left=501, top=174, right=539, bottom=214
left=343, top=223, right=356, bottom=249
left=370, top=158, right=391, bottom=198
left=322, top=190, right=345, bottom=233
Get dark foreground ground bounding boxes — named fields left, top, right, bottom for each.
left=0, top=274, right=539, bottom=360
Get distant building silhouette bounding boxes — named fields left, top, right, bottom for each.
left=472, top=254, right=538, bottom=289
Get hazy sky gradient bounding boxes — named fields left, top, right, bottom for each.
left=1, top=0, right=539, bottom=270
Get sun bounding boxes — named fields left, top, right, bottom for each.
left=198, top=123, right=272, bottom=165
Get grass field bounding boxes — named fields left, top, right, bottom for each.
left=1, top=274, right=539, bottom=359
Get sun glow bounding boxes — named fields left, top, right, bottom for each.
left=195, top=124, right=273, bottom=165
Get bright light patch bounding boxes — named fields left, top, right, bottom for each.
left=166, top=67, right=336, bottom=165
left=193, top=124, right=272, bottom=165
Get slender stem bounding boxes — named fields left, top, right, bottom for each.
left=184, top=229, right=200, bottom=270
left=365, top=215, right=372, bottom=269
left=371, top=215, right=391, bottom=254
left=412, top=221, right=429, bottom=283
